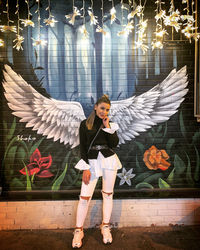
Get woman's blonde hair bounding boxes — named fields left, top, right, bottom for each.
left=86, top=94, right=111, bottom=130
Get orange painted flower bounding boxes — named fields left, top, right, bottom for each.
left=143, top=145, right=171, bottom=171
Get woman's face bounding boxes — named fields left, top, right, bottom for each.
left=95, top=102, right=110, bottom=119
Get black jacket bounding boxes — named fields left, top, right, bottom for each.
left=79, top=115, right=119, bottom=164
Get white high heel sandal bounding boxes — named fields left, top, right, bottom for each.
left=72, top=229, right=84, bottom=248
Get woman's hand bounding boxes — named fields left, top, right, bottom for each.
left=103, top=116, right=110, bottom=128
left=82, top=169, right=91, bottom=185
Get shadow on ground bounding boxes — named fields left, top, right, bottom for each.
left=0, top=226, right=200, bottom=250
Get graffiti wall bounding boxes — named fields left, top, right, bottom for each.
left=0, top=0, right=199, bottom=198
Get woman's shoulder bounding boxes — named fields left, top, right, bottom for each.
left=80, top=119, right=87, bottom=128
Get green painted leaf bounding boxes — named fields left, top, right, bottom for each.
left=185, top=152, right=194, bottom=185
left=166, top=138, right=175, bottom=154
left=51, top=163, right=68, bottom=191
left=192, top=131, right=200, bottom=145
left=75, top=181, right=82, bottom=186
left=10, top=178, right=25, bottom=188
left=69, top=168, right=77, bottom=176
left=7, top=117, right=16, bottom=140
left=163, top=122, right=168, bottom=138
left=133, top=172, right=153, bottom=183
left=22, top=161, right=32, bottom=191
left=179, top=110, right=186, bottom=138
left=154, top=132, right=162, bottom=137
left=143, top=173, right=164, bottom=184
left=158, top=178, right=170, bottom=189
left=4, top=137, right=17, bottom=161
left=174, top=154, right=186, bottom=176
left=194, top=146, right=200, bottom=182
left=29, top=137, right=44, bottom=157
left=66, top=174, right=73, bottom=184
left=135, top=154, right=141, bottom=172
left=157, top=125, right=162, bottom=133
left=16, top=146, right=26, bottom=160
left=5, top=146, right=18, bottom=171
left=135, top=182, right=154, bottom=189
left=134, top=141, right=145, bottom=153
left=167, top=168, right=175, bottom=184
left=3, top=120, right=7, bottom=130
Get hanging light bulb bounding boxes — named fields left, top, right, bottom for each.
left=110, top=0, right=117, bottom=24
left=44, top=0, right=58, bottom=27
left=96, top=0, right=107, bottom=35
left=152, top=0, right=168, bottom=50
left=13, top=0, right=24, bottom=51
left=65, top=0, right=81, bottom=25
left=88, top=0, right=98, bottom=25
left=21, top=0, right=35, bottom=27
left=32, top=0, right=47, bottom=47
left=0, top=39, right=5, bottom=47
left=0, top=0, right=16, bottom=33
left=163, top=0, right=181, bottom=32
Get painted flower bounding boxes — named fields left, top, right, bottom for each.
left=143, top=145, right=171, bottom=171
left=19, top=148, right=54, bottom=178
left=117, top=168, right=135, bottom=186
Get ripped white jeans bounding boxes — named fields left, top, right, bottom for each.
left=75, top=168, right=117, bottom=228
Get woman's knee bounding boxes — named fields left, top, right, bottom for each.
left=102, top=190, right=113, bottom=199
left=80, top=196, right=91, bottom=201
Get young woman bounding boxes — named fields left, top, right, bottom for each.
left=72, top=94, right=122, bottom=248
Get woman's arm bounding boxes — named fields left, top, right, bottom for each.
left=103, top=122, right=119, bottom=148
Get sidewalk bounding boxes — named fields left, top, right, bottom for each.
left=0, top=226, right=200, bottom=250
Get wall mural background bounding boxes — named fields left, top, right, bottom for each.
left=0, top=0, right=199, bottom=197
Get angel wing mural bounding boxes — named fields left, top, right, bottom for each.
left=2, top=64, right=188, bottom=148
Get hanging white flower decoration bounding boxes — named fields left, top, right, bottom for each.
left=151, top=40, right=163, bottom=50
left=96, top=25, right=107, bottom=36
left=164, top=9, right=181, bottom=32
left=32, top=37, right=47, bottom=47
left=20, top=19, right=35, bottom=27
left=110, top=7, right=116, bottom=24
left=44, top=17, right=58, bottom=27
left=65, top=6, right=81, bottom=25
left=0, top=25, right=17, bottom=33
left=117, top=20, right=134, bottom=36
left=155, top=10, right=166, bottom=21
left=13, top=34, right=24, bottom=51
left=155, top=28, right=168, bottom=38
left=0, top=39, right=4, bottom=47
left=88, top=10, right=98, bottom=25
left=117, top=168, right=135, bottom=186
left=128, top=5, right=143, bottom=20
left=80, top=24, right=88, bottom=38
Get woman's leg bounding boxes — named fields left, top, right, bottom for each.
left=75, top=173, right=98, bottom=228
left=100, top=169, right=117, bottom=244
left=102, top=169, right=117, bottom=224
left=72, top=173, right=98, bottom=248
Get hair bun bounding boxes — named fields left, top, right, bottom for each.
left=102, top=94, right=109, bottom=99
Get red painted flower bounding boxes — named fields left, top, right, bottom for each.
left=19, top=148, right=54, bottom=178
left=143, top=145, right=171, bottom=171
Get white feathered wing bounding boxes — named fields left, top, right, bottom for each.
left=2, top=64, right=86, bottom=148
left=109, top=66, right=188, bottom=144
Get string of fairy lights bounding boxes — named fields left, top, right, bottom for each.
left=0, top=0, right=199, bottom=53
